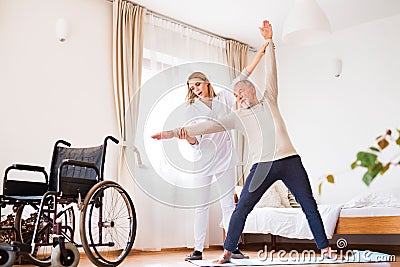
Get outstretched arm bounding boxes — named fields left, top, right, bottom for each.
left=151, top=130, right=176, bottom=140
left=261, top=21, right=278, bottom=103
left=151, top=113, right=237, bottom=140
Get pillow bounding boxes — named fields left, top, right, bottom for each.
left=235, top=181, right=297, bottom=208
left=288, top=190, right=301, bottom=208
left=255, top=181, right=292, bottom=208
left=255, top=184, right=282, bottom=208
left=343, top=188, right=400, bottom=208
left=274, top=180, right=292, bottom=208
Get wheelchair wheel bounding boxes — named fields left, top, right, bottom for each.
left=0, top=243, right=16, bottom=267
left=80, top=180, right=136, bottom=267
left=51, top=242, right=80, bottom=267
left=14, top=204, right=75, bottom=267
left=14, top=204, right=51, bottom=266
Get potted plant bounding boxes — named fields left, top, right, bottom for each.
left=318, top=128, right=400, bottom=195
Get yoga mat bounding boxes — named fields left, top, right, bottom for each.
left=189, top=250, right=394, bottom=266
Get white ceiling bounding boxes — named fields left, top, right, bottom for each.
left=132, top=0, right=400, bottom=48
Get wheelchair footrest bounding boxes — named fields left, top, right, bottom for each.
left=10, top=241, right=32, bottom=253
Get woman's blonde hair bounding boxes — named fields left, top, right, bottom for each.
left=186, top=72, right=216, bottom=105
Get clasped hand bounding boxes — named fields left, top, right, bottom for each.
left=151, top=128, right=195, bottom=144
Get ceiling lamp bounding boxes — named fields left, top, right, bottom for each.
left=282, top=0, right=331, bottom=45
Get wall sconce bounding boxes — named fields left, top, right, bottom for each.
left=56, top=18, right=68, bottom=42
left=333, top=58, right=342, bottom=78
left=282, top=0, right=331, bottom=46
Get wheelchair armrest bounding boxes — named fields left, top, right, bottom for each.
left=4, top=164, right=48, bottom=184
left=12, top=164, right=45, bottom=173
left=3, top=164, right=49, bottom=196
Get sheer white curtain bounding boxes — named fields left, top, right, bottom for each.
left=131, top=13, right=228, bottom=250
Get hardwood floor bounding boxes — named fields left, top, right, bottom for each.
left=13, top=246, right=400, bottom=267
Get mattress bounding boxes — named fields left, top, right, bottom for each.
left=242, top=204, right=342, bottom=239
left=340, top=207, right=400, bottom=217
left=242, top=205, right=400, bottom=240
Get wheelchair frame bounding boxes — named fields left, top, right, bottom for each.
left=0, top=136, right=136, bottom=267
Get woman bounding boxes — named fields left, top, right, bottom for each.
left=152, top=39, right=269, bottom=260
left=182, top=71, right=248, bottom=261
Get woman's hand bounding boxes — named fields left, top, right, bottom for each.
left=178, top=128, right=197, bottom=145
left=257, top=42, right=270, bottom=57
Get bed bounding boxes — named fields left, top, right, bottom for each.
left=233, top=184, right=400, bottom=248
left=334, top=207, right=400, bottom=235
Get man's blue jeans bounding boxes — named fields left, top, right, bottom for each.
left=224, top=155, right=329, bottom=251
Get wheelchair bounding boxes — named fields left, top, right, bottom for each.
left=0, top=136, right=136, bottom=267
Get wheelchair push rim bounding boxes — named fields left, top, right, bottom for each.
left=80, top=180, right=137, bottom=267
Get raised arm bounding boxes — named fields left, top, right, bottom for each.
left=260, top=21, right=278, bottom=103
left=231, top=20, right=273, bottom=85
left=245, top=42, right=269, bottom=75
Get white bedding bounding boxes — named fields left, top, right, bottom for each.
left=340, top=207, right=400, bottom=217
left=242, top=204, right=343, bottom=239
left=240, top=188, right=400, bottom=240
left=242, top=199, right=400, bottom=240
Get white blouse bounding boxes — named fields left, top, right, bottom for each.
left=184, top=89, right=237, bottom=176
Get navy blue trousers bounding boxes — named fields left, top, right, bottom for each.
left=224, top=155, right=329, bottom=251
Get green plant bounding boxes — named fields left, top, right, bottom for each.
left=318, top=128, right=400, bottom=195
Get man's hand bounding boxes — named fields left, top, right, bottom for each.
left=259, top=20, right=273, bottom=40
left=151, top=130, right=175, bottom=140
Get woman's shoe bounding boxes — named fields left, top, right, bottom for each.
left=185, top=250, right=202, bottom=261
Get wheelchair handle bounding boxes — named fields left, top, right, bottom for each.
left=56, top=140, right=71, bottom=147
left=106, top=136, right=119, bottom=144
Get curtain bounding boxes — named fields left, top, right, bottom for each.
left=225, top=40, right=248, bottom=185
left=130, top=13, right=229, bottom=250
left=112, top=0, right=148, bottom=250
left=112, top=0, right=145, bottom=178
left=226, top=40, right=248, bottom=81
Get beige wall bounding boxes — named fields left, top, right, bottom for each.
left=0, top=0, right=118, bottom=186
left=278, top=14, right=400, bottom=203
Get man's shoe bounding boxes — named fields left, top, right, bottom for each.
left=185, top=250, right=203, bottom=261
left=231, top=249, right=249, bottom=259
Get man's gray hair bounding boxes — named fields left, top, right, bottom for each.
left=234, top=79, right=255, bottom=90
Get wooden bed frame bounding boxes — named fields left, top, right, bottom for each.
left=334, top=216, right=400, bottom=234
left=233, top=215, right=400, bottom=249
left=263, top=216, right=400, bottom=249
left=231, top=192, right=400, bottom=248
